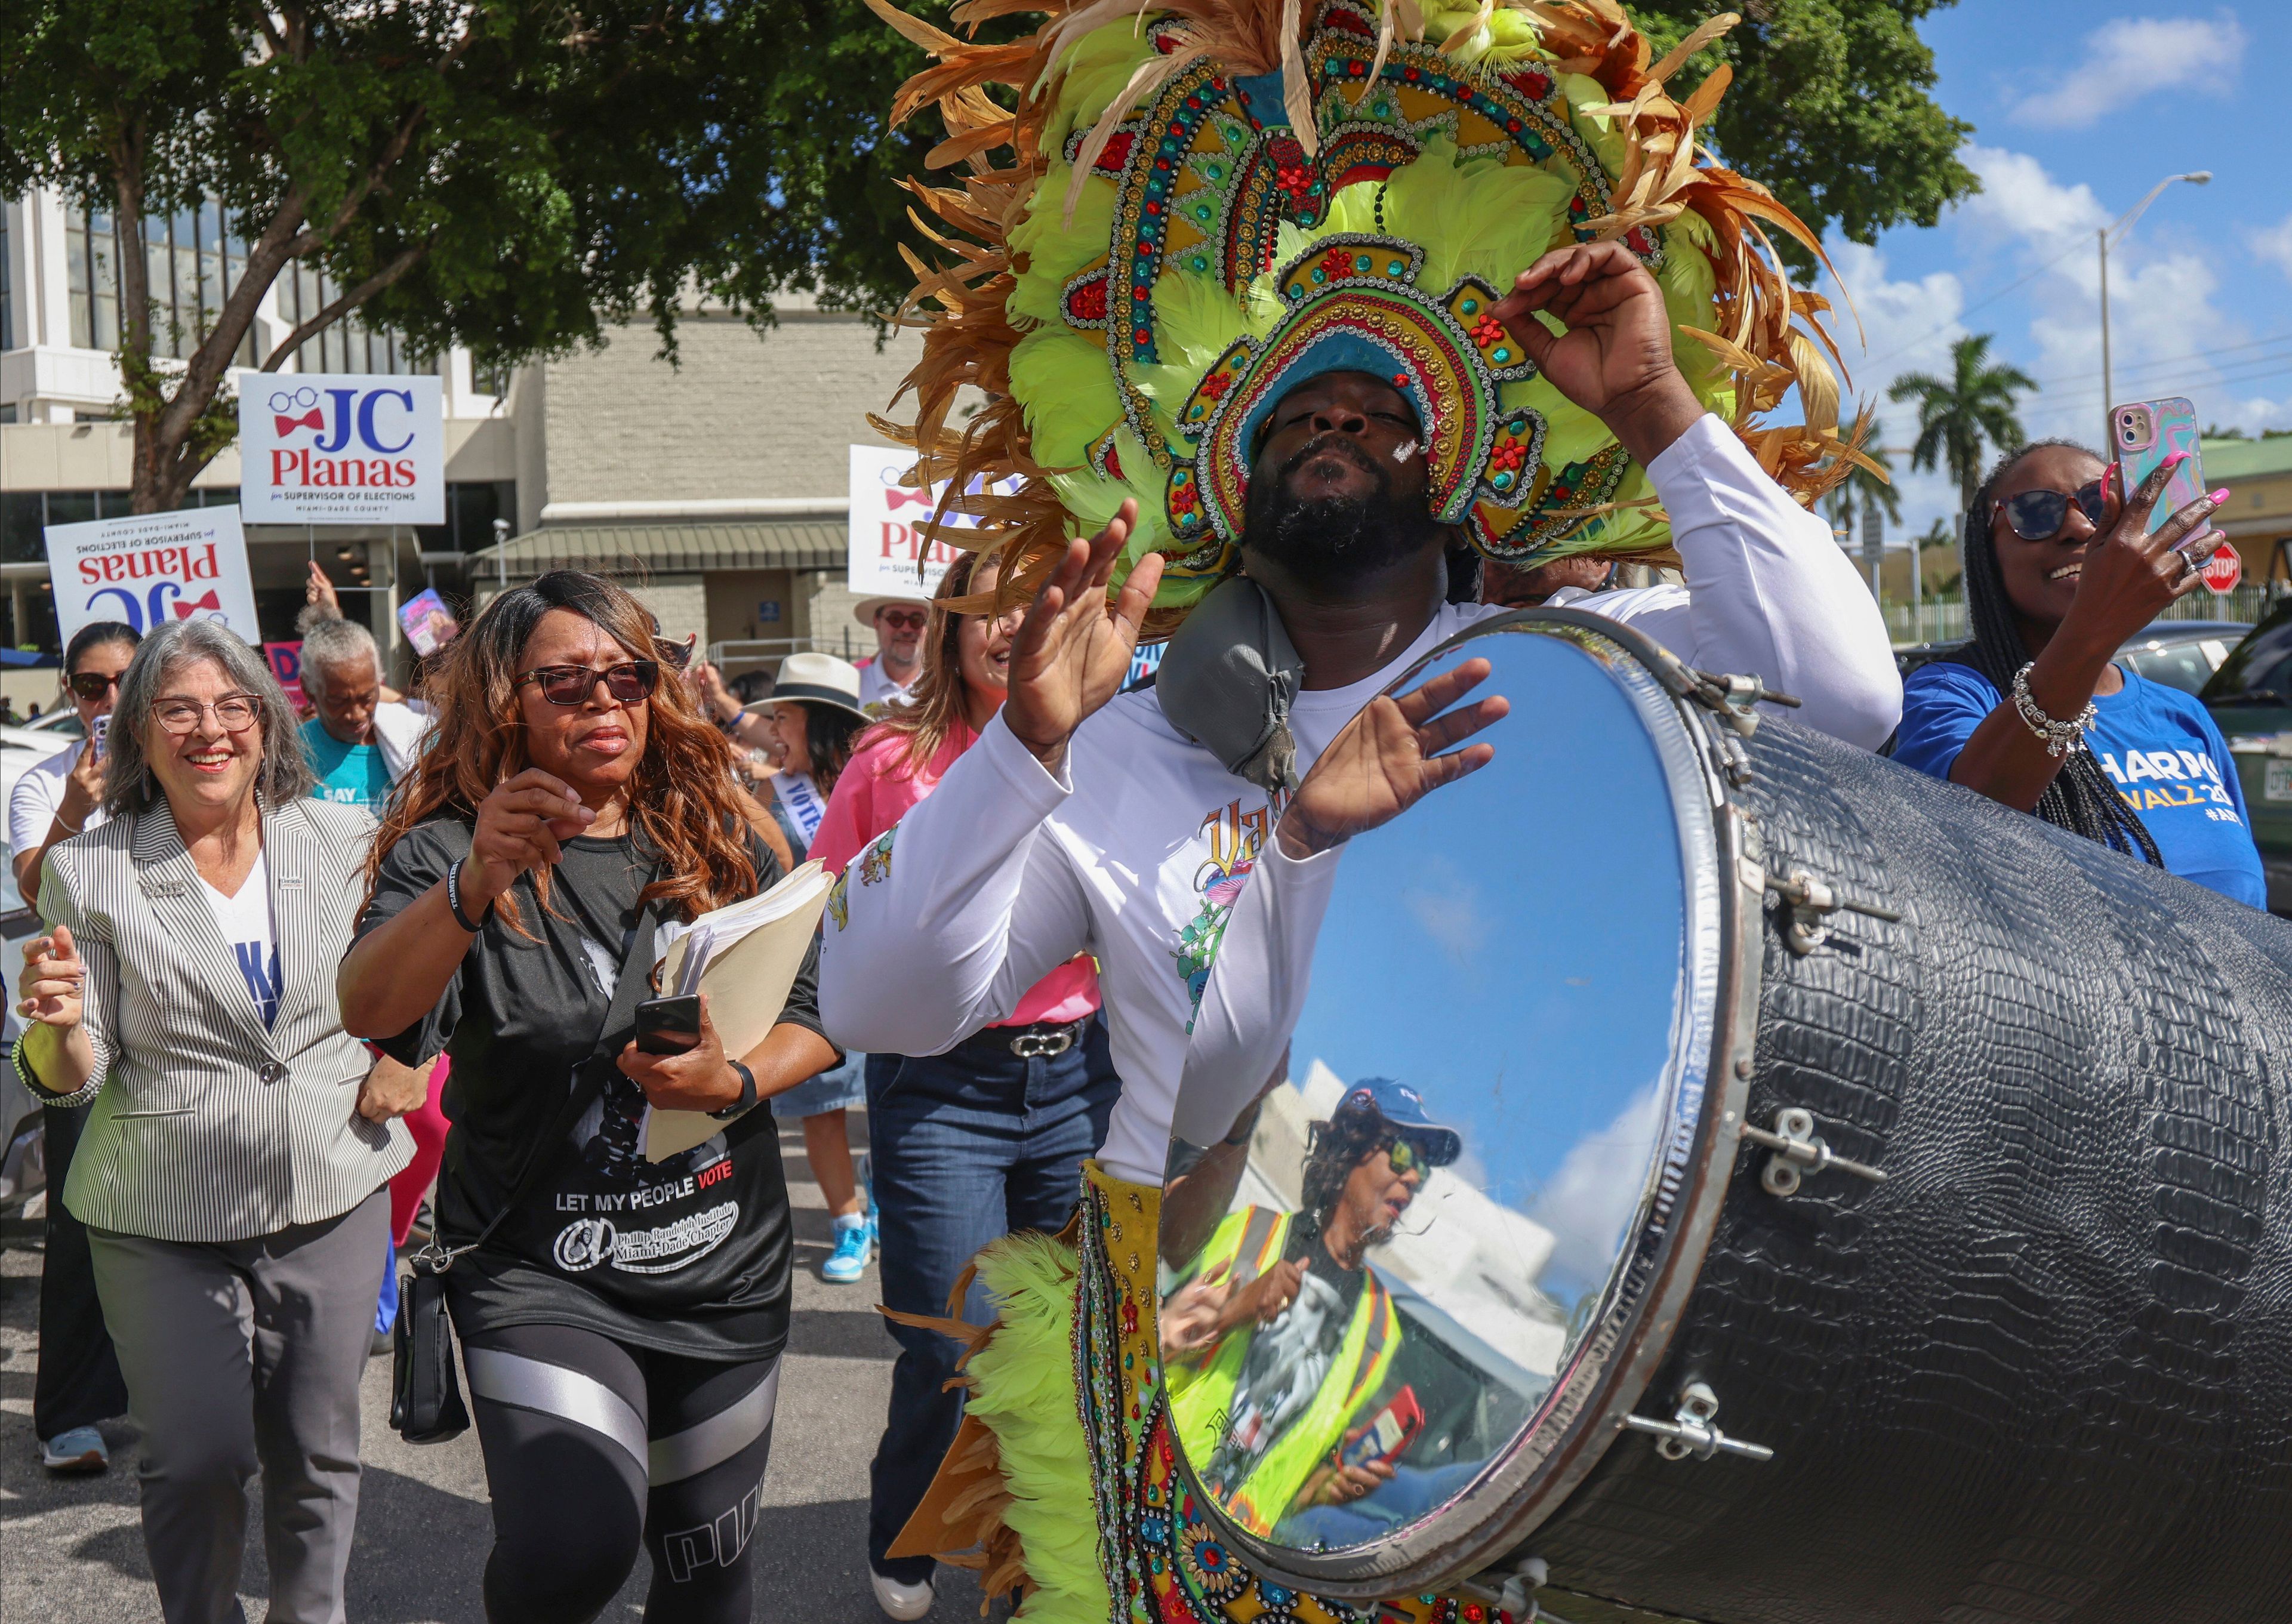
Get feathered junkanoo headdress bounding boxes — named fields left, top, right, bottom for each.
left=870, top=0, right=1866, bottom=633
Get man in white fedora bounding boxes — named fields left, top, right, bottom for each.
left=851, top=594, right=929, bottom=711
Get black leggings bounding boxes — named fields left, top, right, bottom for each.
left=463, top=1322, right=780, bottom=1624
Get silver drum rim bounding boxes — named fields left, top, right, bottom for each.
left=1166, top=610, right=1758, bottom=1598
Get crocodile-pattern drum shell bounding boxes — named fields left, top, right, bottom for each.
left=1533, top=714, right=2292, bottom=1624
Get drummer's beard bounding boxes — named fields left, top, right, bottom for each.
left=1242, top=436, right=1443, bottom=590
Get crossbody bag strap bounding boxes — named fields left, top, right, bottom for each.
left=415, top=880, right=670, bottom=1274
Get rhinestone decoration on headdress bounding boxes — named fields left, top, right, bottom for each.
left=869, top=0, right=1868, bottom=633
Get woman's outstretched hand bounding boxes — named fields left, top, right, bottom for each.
left=17, top=927, right=84, bottom=1029
left=1000, top=501, right=1163, bottom=775
left=2058, top=457, right=2224, bottom=655
left=1277, top=658, right=1508, bottom=859
left=463, top=768, right=595, bottom=912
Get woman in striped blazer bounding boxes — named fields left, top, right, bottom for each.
left=14, top=618, right=412, bottom=1624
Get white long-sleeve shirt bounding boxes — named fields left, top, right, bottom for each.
left=818, top=415, right=1898, bottom=1182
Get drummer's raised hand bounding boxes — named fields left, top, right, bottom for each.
left=1278, top=658, right=1507, bottom=859
left=1492, top=241, right=1705, bottom=466
left=1002, top=501, right=1163, bottom=775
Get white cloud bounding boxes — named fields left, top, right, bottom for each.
left=2248, top=214, right=2292, bottom=280
left=1524, top=1080, right=1662, bottom=1297
left=2011, top=13, right=2244, bottom=130
left=1402, top=858, right=1489, bottom=967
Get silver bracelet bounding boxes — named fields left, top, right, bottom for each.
left=2009, top=662, right=2096, bottom=759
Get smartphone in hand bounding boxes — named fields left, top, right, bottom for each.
left=90, top=715, right=109, bottom=760
left=2111, top=396, right=2204, bottom=538
left=634, top=994, right=703, bottom=1056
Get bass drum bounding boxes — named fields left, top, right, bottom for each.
left=1159, top=609, right=2292, bottom=1623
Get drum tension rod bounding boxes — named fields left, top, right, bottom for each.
left=1623, top=1381, right=1775, bottom=1463
left=1741, top=1106, right=1888, bottom=1196
left=1686, top=668, right=1803, bottom=737
left=1766, top=866, right=1903, bottom=955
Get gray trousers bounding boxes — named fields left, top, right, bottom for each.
left=90, top=1190, right=390, bottom=1624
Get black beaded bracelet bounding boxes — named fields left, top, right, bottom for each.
left=446, top=858, right=489, bottom=934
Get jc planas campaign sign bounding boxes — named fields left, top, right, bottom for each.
left=45, top=507, right=261, bottom=645
left=240, top=374, right=444, bottom=525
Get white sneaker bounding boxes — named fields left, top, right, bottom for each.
left=870, top=1567, right=934, bottom=1621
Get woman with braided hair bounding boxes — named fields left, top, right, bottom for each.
left=1892, top=440, right=2263, bottom=904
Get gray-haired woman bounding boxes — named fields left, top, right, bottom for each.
left=12, top=619, right=412, bottom=1624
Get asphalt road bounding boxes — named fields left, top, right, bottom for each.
left=0, top=1114, right=1001, bottom=1623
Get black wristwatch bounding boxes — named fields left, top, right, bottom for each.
left=711, top=1059, right=757, bottom=1120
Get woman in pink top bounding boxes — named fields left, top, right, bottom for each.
left=812, top=550, right=1117, bottom=1622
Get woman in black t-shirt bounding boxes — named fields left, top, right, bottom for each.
left=341, top=571, right=839, bottom=1624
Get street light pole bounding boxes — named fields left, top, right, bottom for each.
left=2098, top=170, right=2210, bottom=446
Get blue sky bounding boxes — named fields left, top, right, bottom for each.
left=1799, top=1, right=2290, bottom=547
left=1286, top=633, right=1686, bottom=1298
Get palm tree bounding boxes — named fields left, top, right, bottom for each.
left=1887, top=334, right=2037, bottom=514
left=1824, top=416, right=1907, bottom=597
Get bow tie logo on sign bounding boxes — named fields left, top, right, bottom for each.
left=239, top=373, right=445, bottom=526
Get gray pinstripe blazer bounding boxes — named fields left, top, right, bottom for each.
left=37, top=796, right=412, bottom=1242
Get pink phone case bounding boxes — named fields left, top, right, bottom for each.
left=2111, top=396, right=2204, bottom=536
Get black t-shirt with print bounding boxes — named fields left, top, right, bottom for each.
left=359, top=820, right=825, bottom=1360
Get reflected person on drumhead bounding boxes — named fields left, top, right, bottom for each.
left=1162, top=1081, right=1458, bottom=1534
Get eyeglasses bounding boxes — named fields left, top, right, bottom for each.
left=68, top=672, right=122, bottom=702
left=514, top=661, right=661, bottom=707
left=1995, top=479, right=2111, bottom=541
left=1384, top=1138, right=1428, bottom=1178
left=878, top=610, right=927, bottom=632
left=154, top=695, right=260, bottom=734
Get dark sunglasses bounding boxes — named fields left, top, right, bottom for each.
left=514, top=661, right=661, bottom=707
left=1995, top=479, right=2111, bottom=542
left=68, top=671, right=121, bottom=701
left=1385, top=1137, right=1428, bottom=1177
left=877, top=609, right=926, bottom=632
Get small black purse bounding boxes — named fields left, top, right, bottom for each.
left=390, top=1251, right=471, bottom=1442
left=389, top=893, right=664, bottom=1444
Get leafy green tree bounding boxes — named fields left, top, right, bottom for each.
left=0, top=0, right=933, bottom=511
left=1889, top=334, right=2035, bottom=514
left=1631, top=0, right=1977, bottom=275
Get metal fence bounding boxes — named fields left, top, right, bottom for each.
left=1885, top=583, right=2281, bottom=648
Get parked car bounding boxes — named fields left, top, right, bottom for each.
left=2116, top=621, right=2248, bottom=694
left=1892, top=621, right=2248, bottom=688
left=2201, top=603, right=2292, bottom=914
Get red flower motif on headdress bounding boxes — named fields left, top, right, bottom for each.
left=1470, top=315, right=1506, bottom=347
left=1067, top=276, right=1109, bottom=323
left=1196, top=370, right=1235, bottom=400
left=1320, top=248, right=1357, bottom=281
left=1490, top=440, right=1529, bottom=473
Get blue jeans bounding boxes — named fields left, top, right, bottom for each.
left=865, top=1018, right=1118, bottom=1583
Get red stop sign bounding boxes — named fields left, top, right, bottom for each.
left=2201, top=544, right=2243, bottom=594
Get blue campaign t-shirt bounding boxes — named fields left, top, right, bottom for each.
left=1895, top=661, right=2266, bottom=908
left=300, top=717, right=394, bottom=810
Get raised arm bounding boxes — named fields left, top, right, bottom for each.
left=817, top=714, right=1094, bottom=1055
left=1494, top=242, right=1899, bottom=748
left=819, top=504, right=1159, bottom=1055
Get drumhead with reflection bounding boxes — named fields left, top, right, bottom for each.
left=1159, top=618, right=1722, bottom=1570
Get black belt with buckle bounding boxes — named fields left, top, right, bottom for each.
left=962, top=1019, right=1084, bottom=1060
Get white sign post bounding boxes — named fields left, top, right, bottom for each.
left=239, top=373, right=445, bottom=526
left=848, top=445, right=1024, bottom=600
left=45, top=507, right=261, bottom=645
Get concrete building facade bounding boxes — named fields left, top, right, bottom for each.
left=1, top=185, right=921, bottom=697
